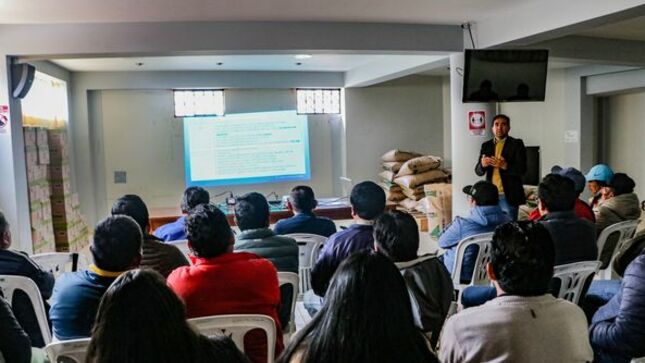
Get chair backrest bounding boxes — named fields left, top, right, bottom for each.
left=168, top=239, right=191, bottom=261
left=284, top=233, right=326, bottom=293
left=188, top=314, right=276, bottom=363
left=451, top=233, right=494, bottom=291
left=0, top=275, right=52, bottom=344
left=44, top=338, right=91, bottom=363
left=31, top=252, right=80, bottom=278
left=277, top=272, right=299, bottom=334
left=552, top=261, right=601, bottom=305
left=596, top=219, right=639, bottom=278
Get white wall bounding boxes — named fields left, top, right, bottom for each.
left=94, top=88, right=340, bottom=216
left=500, top=68, right=567, bottom=178
left=344, top=75, right=445, bottom=183
left=604, top=91, right=645, bottom=198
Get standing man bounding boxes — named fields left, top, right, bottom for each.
left=475, top=114, right=527, bottom=220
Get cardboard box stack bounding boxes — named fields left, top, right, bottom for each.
left=48, top=129, right=90, bottom=252
left=24, top=127, right=56, bottom=253
left=418, top=183, right=453, bottom=239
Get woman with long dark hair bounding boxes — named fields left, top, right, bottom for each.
left=278, top=251, right=439, bottom=363
left=85, top=269, right=249, bottom=363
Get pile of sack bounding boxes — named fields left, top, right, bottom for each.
left=379, top=149, right=450, bottom=211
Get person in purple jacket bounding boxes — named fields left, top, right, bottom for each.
left=310, top=181, right=386, bottom=297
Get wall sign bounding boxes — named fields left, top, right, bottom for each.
left=468, top=110, right=486, bottom=136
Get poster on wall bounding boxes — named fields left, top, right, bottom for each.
left=0, top=105, right=9, bottom=135
left=468, top=110, right=486, bottom=136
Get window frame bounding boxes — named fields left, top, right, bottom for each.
left=173, top=89, right=225, bottom=118
left=296, top=88, right=342, bottom=115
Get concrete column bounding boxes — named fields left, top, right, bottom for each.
left=0, top=56, right=33, bottom=252
left=450, top=53, right=495, bottom=218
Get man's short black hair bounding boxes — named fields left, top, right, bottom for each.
left=492, top=114, right=510, bottom=126
left=111, top=195, right=149, bottom=233
left=609, top=173, right=636, bottom=196
left=235, top=192, right=270, bottom=231
left=180, top=187, right=210, bottom=213
left=350, top=181, right=386, bottom=220
left=91, top=215, right=143, bottom=272
left=290, top=185, right=316, bottom=213
left=491, top=221, right=555, bottom=296
left=185, top=204, right=234, bottom=258
left=538, top=174, right=576, bottom=212
left=0, top=211, right=8, bottom=237
left=374, top=211, right=419, bottom=262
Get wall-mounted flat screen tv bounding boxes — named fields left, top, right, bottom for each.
left=462, top=49, right=549, bottom=103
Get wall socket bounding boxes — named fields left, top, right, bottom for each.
left=114, top=171, right=127, bottom=184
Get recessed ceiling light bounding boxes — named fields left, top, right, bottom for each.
left=295, top=62, right=303, bottom=66
left=216, top=62, right=223, bottom=66
left=294, top=54, right=312, bottom=60
left=135, top=62, right=144, bottom=66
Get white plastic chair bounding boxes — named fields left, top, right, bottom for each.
left=596, top=220, right=638, bottom=279
left=168, top=239, right=192, bottom=262
left=552, top=261, right=601, bottom=305
left=188, top=314, right=276, bottom=363
left=277, top=272, right=299, bottom=339
left=284, top=234, right=326, bottom=294
left=450, top=233, right=494, bottom=303
left=31, top=252, right=82, bottom=278
left=0, top=275, right=52, bottom=344
left=44, top=338, right=91, bottom=363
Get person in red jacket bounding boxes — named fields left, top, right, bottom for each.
left=167, top=204, right=283, bottom=363
left=528, top=166, right=594, bottom=222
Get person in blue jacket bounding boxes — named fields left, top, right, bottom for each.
left=439, top=181, right=510, bottom=282
left=154, top=187, right=210, bottom=242
left=273, top=185, right=336, bottom=238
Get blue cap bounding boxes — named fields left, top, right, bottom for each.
left=551, top=166, right=586, bottom=194
left=585, top=164, right=614, bottom=184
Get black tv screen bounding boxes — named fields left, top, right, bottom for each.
left=462, top=49, right=548, bottom=103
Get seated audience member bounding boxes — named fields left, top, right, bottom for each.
left=589, top=250, right=645, bottom=363
left=111, top=194, right=189, bottom=277
left=0, top=295, right=31, bottom=363
left=528, top=166, right=594, bottom=222
left=439, top=222, right=593, bottom=363
left=310, top=181, right=386, bottom=297
left=278, top=251, right=439, bottom=363
left=167, top=204, right=283, bottom=363
left=462, top=174, right=598, bottom=307
left=234, top=192, right=299, bottom=273
left=586, top=164, right=614, bottom=213
left=0, top=211, right=54, bottom=347
left=86, top=269, right=250, bottom=363
left=438, top=181, right=510, bottom=281
left=595, top=172, right=640, bottom=233
left=49, top=215, right=142, bottom=340
left=154, top=186, right=210, bottom=242
left=273, top=185, right=336, bottom=237
left=373, top=211, right=453, bottom=346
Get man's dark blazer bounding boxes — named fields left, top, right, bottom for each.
left=475, top=136, right=527, bottom=207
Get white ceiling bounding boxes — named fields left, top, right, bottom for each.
left=578, top=15, right=645, bottom=41
left=0, top=0, right=539, bottom=25
left=51, top=54, right=445, bottom=72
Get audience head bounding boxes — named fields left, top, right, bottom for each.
left=551, top=166, right=586, bottom=196
left=180, top=187, right=210, bottom=214
left=234, top=192, right=270, bottom=231
left=186, top=203, right=234, bottom=258
left=488, top=221, right=555, bottom=296
left=288, top=185, right=317, bottom=213
left=605, top=173, right=636, bottom=197
left=87, top=269, right=248, bottom=363
left=279, top=251, right=436, bottom=363
left=111, top=194, right=150, bottom=234
left=0, top=211, right=10, bottom=249
left=349, top=181, right=386, bottom=221
left=373, top=211, right=419, bottom=262
left=586, top=164, right=614, bottom=195
left=537, top=174, right=576, bottom=214
left=91, top=215, right=142, bottom=272
left=463, top=181, right=499, bottom=207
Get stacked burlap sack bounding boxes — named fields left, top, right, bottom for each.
left=379, top=150, right=450, bottom=211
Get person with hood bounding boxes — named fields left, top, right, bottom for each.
left=439, top=181, right=511, bottom=282
left=595, top=173, right=640, bottom=234
left=586, top=164, right=614, bottom=213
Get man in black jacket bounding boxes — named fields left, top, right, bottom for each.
left=475, top=114, right=527, bottom=220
